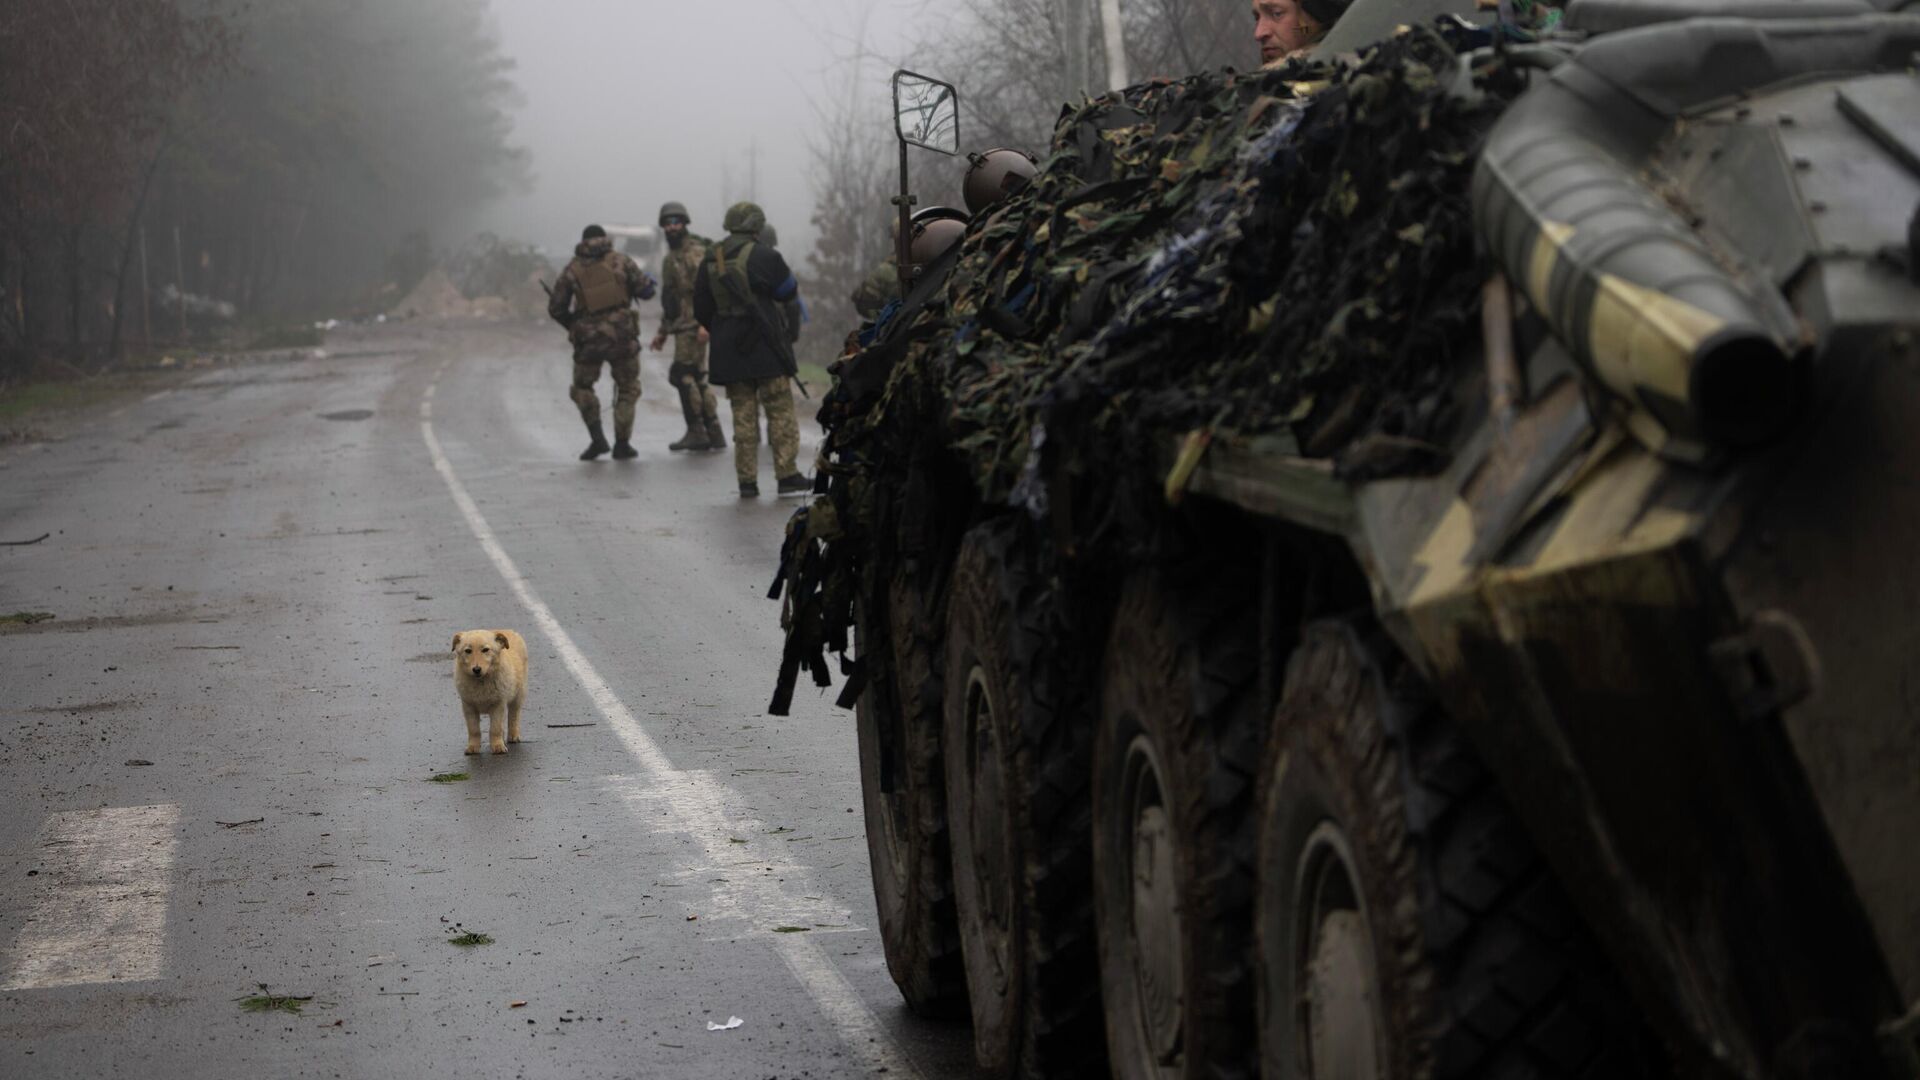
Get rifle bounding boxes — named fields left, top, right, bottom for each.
left=539, top=277, right=576, bottom=330
left=715, top=244, right=810, bottom=399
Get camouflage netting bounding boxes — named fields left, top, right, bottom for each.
left=772, top=22, right=1528, bottom=712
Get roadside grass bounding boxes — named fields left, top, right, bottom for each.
left=796, top=362, right=832, bottom=390
left=428, top=772, right=470, bottom=784
left=0, top=381, right=129, bottom=425
left=1, top=612, right=55, bottom=625
left=246, top=324, right=324, bottom=350
left=237, top=989, right=311, bottom=1014
left=447, top=932, right=494, bottom=947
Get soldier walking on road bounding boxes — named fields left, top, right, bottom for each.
left=693, top=201, right=808, bottom=499
left=548, top=224, right=657, bottom=460
left=648, top=202, right=727, bottom=453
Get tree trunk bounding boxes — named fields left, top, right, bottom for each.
left=67, top=224, right=84, bottom=363
left=110, top=133, right=173, bottom=364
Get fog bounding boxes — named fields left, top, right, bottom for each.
left=481, top=0, right=929, bottom=262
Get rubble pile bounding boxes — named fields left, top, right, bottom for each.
left=388, top=234, right=553, bottom=320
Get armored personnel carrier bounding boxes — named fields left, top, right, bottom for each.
left=773, top=1, right=1920, bottom=1076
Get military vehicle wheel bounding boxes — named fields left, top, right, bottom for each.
left=1258, top=622, right=1660, bottom=1079
left=856, top=562, right=968, bottom=1018
left=942, top=519, right=1104, bottom=1077
left=1094, top=573, right=1263, bottom=1079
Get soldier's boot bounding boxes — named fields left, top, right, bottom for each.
left=668, top=382, right=709, bottom=452
left=612, top=417, right=638, bottom=460
left=777, top=473, right=811, bottom=497
left=703, top=416, right=728, bottom=452
left=579, top=420, right=611, bottom=461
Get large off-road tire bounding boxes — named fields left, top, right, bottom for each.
left=1094, top=573, right=1264, bottom=1080
left=942, top=519, right=1105, bottom=1078
left=1257, top=621, right=1662, bottom=1079
left=857, top=561, right=968, bottom=1018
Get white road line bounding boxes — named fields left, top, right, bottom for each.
left=1, top=804, right=182, bottom=991
left=419, top=360, right=917, bottom=1078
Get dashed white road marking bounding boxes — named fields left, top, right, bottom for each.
left=419, top=359, right=917, bottom=1078
left=1, top=804, right=182, bottom=991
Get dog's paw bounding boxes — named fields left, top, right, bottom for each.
left=464, top=744, right=481, bottom=756
left=508, top=735, right=522, bottom=744
left=490, top=743, right=509, bottom=755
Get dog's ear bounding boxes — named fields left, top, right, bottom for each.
left=494, top=632, right=510, bottom=650
left=451, top=633, right=463, bottom=652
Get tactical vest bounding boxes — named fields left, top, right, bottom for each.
left=705, top=239, right=757, bottom=319
left=574, top=257, right=628, bottom=314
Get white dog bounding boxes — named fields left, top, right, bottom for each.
left=451, top=629, right=527, bottom=755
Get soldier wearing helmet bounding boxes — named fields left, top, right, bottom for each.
left=1252, top=0, right=1350, bottom=67
left=693, top=202, right=810, bottom=498
left=649, top=201, right=727, bottom=453
left=548, top=223, right=658, bottom=461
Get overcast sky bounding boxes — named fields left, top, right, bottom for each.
left=480, top=0, right=930, bottom=264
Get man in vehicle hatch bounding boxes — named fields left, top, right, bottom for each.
left=649, top=202, right=727, bottom=453
left=693, top=201, right=809, bottom=499
left=548, top=224, right=657, bottom=461
left=1253, top=0, right=1350, bottom=66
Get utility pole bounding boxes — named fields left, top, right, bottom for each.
left=1099, top=0, right=1129, bottom=89
left=139, top=226, right=151, bottom=350
left=1058, top=0, right=1091, bottom=101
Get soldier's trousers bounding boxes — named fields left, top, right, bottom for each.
left=571, top=352, right=641, bottom=441
left=723, top=377, right=799, bottom=485
left=668, top=332, right=720, bottom=433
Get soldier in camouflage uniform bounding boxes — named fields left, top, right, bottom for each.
left=693, top=202, right=809, bottom=498
left=548, top=224, right=657, bottom=460
left=648, top=202, right=727, bottom=453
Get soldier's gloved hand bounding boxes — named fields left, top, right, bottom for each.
left=649, top=331, right=667, bottom=352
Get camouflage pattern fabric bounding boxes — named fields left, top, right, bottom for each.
left=550, top=235, right=656, bottom=366
left=768, top=19, right=1536, bottom=713
left=850, top=260, right=898, bottom=320
left=572, top=354, right=642, bottom=439
left=670, top=330, right=720, bottom=429
left=725, top=376, right=799, bottom=485
left=659, top=233, right=712, bottom=336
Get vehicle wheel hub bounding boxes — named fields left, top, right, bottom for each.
left=1297, top=824, right=1383, bottom=1080
left=1124, top=735, right=1183, bottom=1064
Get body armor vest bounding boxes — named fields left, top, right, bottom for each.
left=705, top=240, right=757, bottom=319
left=575, top=258, right=628, bottom=314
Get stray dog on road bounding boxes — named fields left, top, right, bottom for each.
left=451, top=629, right=527, bottom=755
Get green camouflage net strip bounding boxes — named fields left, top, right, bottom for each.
left=771, top=23, right=1525, bottom=713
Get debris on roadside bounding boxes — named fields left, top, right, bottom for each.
left=705, top=1016, right=744, bottom=1031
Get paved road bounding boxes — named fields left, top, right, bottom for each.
left=0, top=320, right=975, bottom=1079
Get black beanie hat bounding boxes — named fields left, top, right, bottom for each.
left=1300, top=0, right=1350, bottom=27
left=582, top=224, right=607, bottom=240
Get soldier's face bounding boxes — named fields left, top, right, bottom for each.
left=1252, top=0, right=1324, bottom=63
left=663, top=220, right=687, bottom=243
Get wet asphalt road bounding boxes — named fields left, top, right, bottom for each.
left=0, top=319, right=976, bottom=1079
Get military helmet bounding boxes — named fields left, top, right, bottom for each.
left=658, top=201, right=691, bottom=226
left=758, top=224, right=780, bottom=249
left=907, top=207, right=969, bottom=274
left=963, top=148, right=1039, bottom=216
left=723, top=201, right=766, bottom=236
